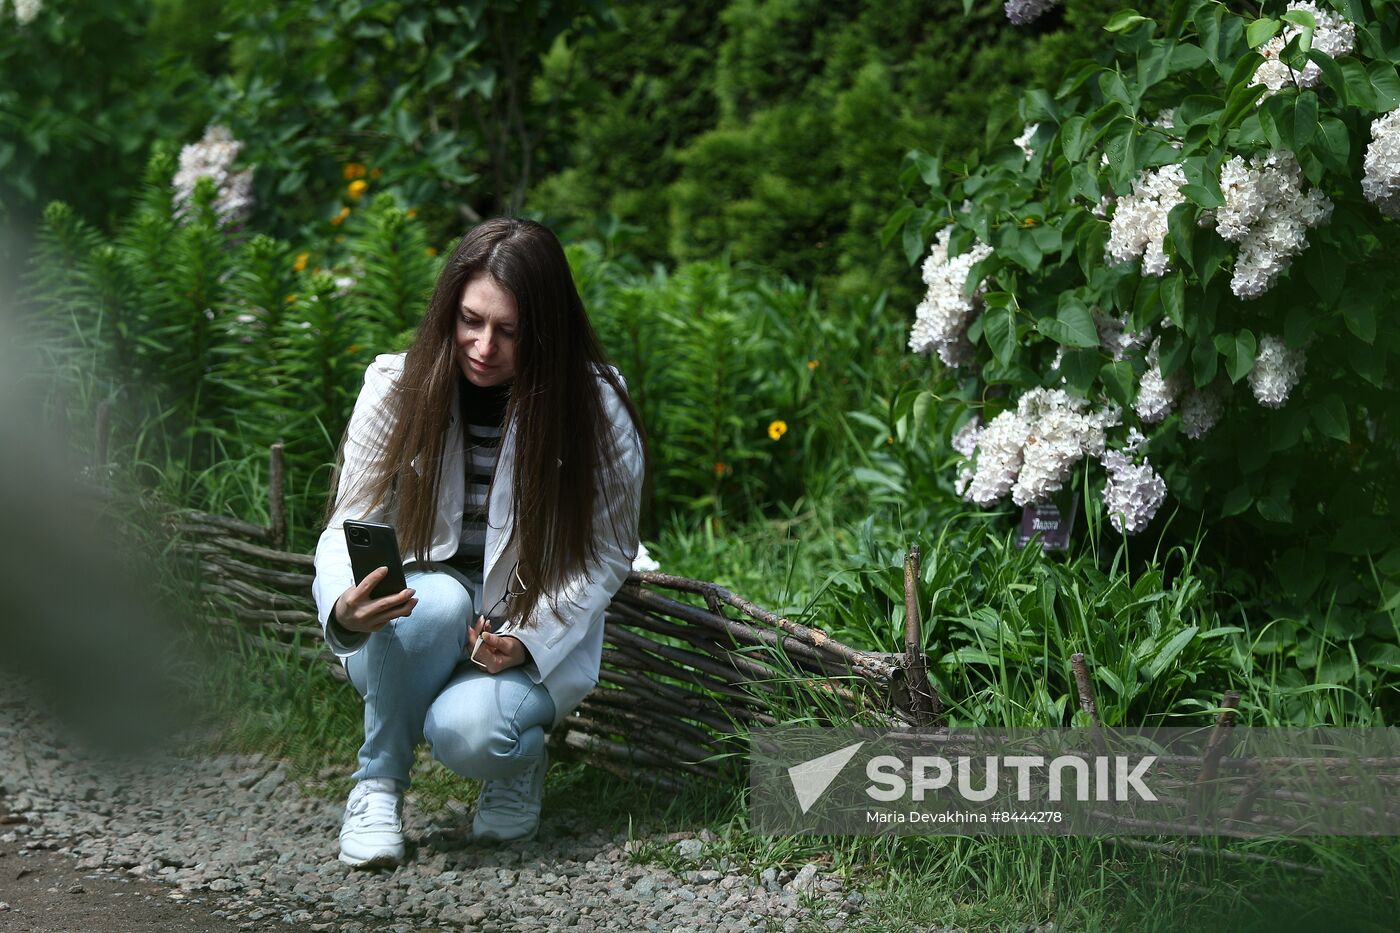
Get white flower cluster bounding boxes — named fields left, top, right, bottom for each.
left=1004, top=0, right=1060, bottom=26
left=1249, top=334, right=1306, bottom=408
left=1253, top=2, right=1355, bottom=96
left=173, top=125, right=255, bottom=227
left=1213, top=150, right=1331, bottom=299
left=951, top=416, right=984, bottom=458
left=1134, top=338, right=1186, bottom=424
left=960, top=388, right=1120, bottom=508
left=908, top=228, right=994, bottom=367
left=1094, top=309, right=1151, bottom=361
left=1105, top=164, right=1186, bottom=276
left=1100, top=449, right=1168, bottom=534
left=1362, top=110, right=1400, bottom=218
left=1180, top=387, right=1223, bottom=439
left=1015, top=123, right=1039, bottom=160
left=11, top=0, right=40, bottom=25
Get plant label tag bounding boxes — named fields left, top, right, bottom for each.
left=1016, top=494, right=1077, bottom=551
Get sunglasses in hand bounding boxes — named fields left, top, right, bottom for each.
left=469, top=565, right=527, bottom=673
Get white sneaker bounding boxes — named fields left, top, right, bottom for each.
left=338, top=778, right=405, bottom=868
left=473, top=748, right=548, bottom=843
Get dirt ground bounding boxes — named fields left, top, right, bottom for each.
left=0, top=800, right=245, bottom=933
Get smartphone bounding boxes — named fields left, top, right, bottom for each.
left=343, top=519, right=409, bottom=599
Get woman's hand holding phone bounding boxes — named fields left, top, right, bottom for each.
left=467, top=616, right=527, bottom=674
left=334, top=566, right=417, bottom=633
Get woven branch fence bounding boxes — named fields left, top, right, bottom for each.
left=148, top=438, right=1396, bottom=869
left=174, top=444, right=942, bottom=793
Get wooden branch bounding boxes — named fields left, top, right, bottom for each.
left=191, top=534, right=315, bottom=568
left=611, top=592, right=865, bottom=680
left=1105, top=838, right=1324, bottom=876
left=268, top=443, right=286, bottom=551
left=200, top=578, right=310, bottom=611
left=902, top=544, right=941, bottom=724
left=197, top=551, right=314, bottom=590
left=178, top=512, right=270, bottom=542
left=619, top=581, right=895, bottom=681
left=1190, top=691, right=1240, bottom=824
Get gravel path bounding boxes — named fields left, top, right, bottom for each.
left=0, top=687, right=860, bottom=933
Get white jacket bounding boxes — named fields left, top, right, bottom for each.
left=311, top=352, right=643, bottom=732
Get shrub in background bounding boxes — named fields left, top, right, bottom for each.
left=893, top=0, right=1400, bottom=692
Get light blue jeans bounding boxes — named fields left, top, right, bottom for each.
left=343, top=567, right=555, bottom=790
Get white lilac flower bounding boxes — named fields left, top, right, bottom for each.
left=1362, top=110, right=1400, bottom=218
left=908, top=227, right=994, bottom=367
left=1004, top=0, right=1060, bottom=26
left=1123, top=427, right=1148, bottom=454
left=1249, top=334, right=1306, bottom=408
left=1094, top=309, right=1151, bottom=361
left=1253, top=2, right=1355, bottom=97
left=954, top=464, right=975, bottom=498
left=1180, top=387, right=1224, bottom=439
left=1134, top=339, right=1186, bottom=424
left=1214, top=150, right=1331, bottom=299
left=12, top=0, right=40, bottom=25
left=1011, top=389, right=1120, bottom=507
left=1135, top=367, right=1180, bottom=424
left=960, top=388, right=1119, bottom=508
left=1105, top=164, right=1187, bottom=277
left=173, top=125, right=255, bottom=227
left=631, top=541, right=660, bottom=573
left=1014, top=123, right=1039, bottom=160
left=951, top=416, right=984, bottom=458
left=963, top=409, right=1030, bottom=507
left=1100, top=449, right=1168, bottom=534
left=1152, top=110, right=1183, bottom=151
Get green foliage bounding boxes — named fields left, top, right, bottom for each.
left=25, top=161, right=443, bottom=548
left=531, top=0, right=1151, bottom=296
left=571, top=243, right=915, bottom=527
left=211, top=0, right=611, bottom=245
left=0, top=1, right=212, bottom=242
left=895, top=0, right=1400, bottom=676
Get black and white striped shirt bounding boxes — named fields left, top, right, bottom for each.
left=441, top=376, right=511, bottom=608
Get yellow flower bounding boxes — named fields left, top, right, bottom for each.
left=342, top=163, right=366, bottom=181
left=292, top=252, right=309, bottom=273
left=425, top=246, right=439, bottom=257
left=406, top=208, right=418, bottom=219
left=347, top=179, right=368, bottom=200
left=886, top=435, right=894, bottom=444
left=768, top=420, right=788, bottom=441
left=330, top=206, right=350, bottom=226
left=807, top=359, right=819, bottom=370
left=284, top=293, right=298, bottom=304
left=713, top=462, right=727, bottom=477
left=346, top=344, right=361, bottom=355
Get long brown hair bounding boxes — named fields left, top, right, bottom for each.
left=325, top=218, right=648, bottom=629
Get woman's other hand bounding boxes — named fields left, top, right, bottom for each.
left=467, top=616, right=527, bottom=673
left=334, top=567, right=417, bottom=633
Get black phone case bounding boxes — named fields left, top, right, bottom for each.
left=343, top=520, right=409, bottom=599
